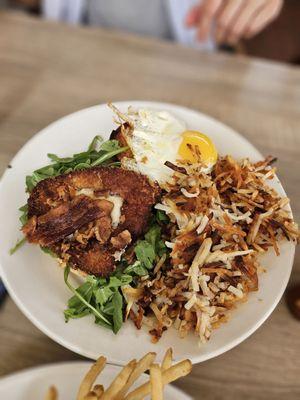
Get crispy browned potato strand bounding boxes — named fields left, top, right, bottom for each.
left=127, top=156, right=299, bottom=343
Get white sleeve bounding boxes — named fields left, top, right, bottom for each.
left=166, top=0, right=215, bottom=50
left=42, top=0, right=85, bottom=24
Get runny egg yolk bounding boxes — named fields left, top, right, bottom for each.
left=178, top=130, right=218, bottom=166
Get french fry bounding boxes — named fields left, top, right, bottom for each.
left=161, top=348, right=173, bottom=371
left=150, top=364, right=163, bottom=400
left=43, top=348, right=191, bottom=400
left=77, top=356, right=106, bottom=400
left=125, top=360, right=192, bottom=400
left=83, top=393, right=98, bottom=400
left=93, top=384, right=104, bottom=397
left=101, top=360, right=137, bottom=400
left=44, top=386, right=58, bottom=400
left=115, top=352, right=156, bottom=400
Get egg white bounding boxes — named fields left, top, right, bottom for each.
left=123, top=108, right=186, bottom=184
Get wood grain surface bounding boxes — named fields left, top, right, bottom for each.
left=0, top=11, right=299, bottom=400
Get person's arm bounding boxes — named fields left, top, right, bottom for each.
left=186, top=0, right=284, bottom=45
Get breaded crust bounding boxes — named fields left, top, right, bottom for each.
left=24, top=167, right=160, bottom=276
left=28, top=167, right=160, bottom=237
left=23, top=195, right=109, bottom=246
left=110, top=122, right=133, bottom=160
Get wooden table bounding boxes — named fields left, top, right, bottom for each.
left=0, top=11, right=299, bottom=400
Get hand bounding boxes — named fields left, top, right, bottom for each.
left=186, top=0, right=284, bottom=45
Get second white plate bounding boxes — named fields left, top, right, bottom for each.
left=0, top=361, right=191, bottom=399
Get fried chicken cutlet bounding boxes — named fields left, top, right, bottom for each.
left=23, top=167, right=160, bottom=276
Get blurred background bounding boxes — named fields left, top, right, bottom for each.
left=0, top=2, right=299, bottom=399
left=0, top=0, right=300, bottom=64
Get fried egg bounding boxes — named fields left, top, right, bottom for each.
left=123, top=108, right=217, bottom=184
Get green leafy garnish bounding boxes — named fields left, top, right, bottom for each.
left=63, top=220, right=168, bottom=333
left=112, top=291, right=123, bottom=334
left=13, top=134, right=170, bottom=335
left=90, top=147, right=128, bottom=167
left=156, top=209, right=169, bottom=224
left=63, top=266, right=134, bottom=334
left=24, top=136, right=128, bottom=193
left=134, top=240, right=156, bottom=269
left=100, top=139, right=121, bottom=152
left=9, top=237, right=27, bottom=255
left=95, top=286, right=114, bottom=307
left=19, top=204, right=28, bottom=226
left=134, top=224, right=167, bottom=270
left=64, top=266, right=112, bottom=327
left=40, top=246, right=57, bottom=258
left=87, top=135, right=103, bottom=152
left=145, top=224, right=167, bottom=257
left=11, top=136, right=128, bottom=255
left=10, top=205, right=29, bottom=254
left=123, top=261, right=148, bottom=277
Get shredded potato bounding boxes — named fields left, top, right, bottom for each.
left=129, top=156, right=299, bottom=344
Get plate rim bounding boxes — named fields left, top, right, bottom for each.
left=0, top=100, right=295, bottom=365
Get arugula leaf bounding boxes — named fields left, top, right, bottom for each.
left=144, top=225, right=158, bottom=248
left=47, top=154, right=74, bottom=163
left=63, top=266, right=132, bottom=333
left=23, top=136, right=128, bottom=193
left=90, top=147, right=128, bottom=167
left=125, top=219, right=168, bottom=275
left=112, top=290, right=123, bottom=334
left=94, top=286, right=114, bottom=307
left=124, top=261, right=148, bottom=276
left=100, top=140, right=121, bottom=152
left=19, top=204, right=28, bottom=226
left=64, top=308, right=90, bottom=320
left=9, top=237, right=26, bottom=255
left=145, top=225, right=166, bottom=256
left=62, top=218, right=168, bottom=334
left=134, top=224, right=167, bottom=269
left=156, top=209, right=169, bottom=223
left=34, top=165, right=56, bottom=176
left=63, top=266, right=111, bottom=326
left=73, top=162, right=91, bottom=171
left=151, top=224, right=167, bottom=257
left=109, top=275, right=132, bottom=287
left=88, top=135, right=103, bottom=152
left=40, top=246, right=57, bottom=258
left=64, top=281, right=94, bottom=321
left=102, top=301, right=115, bottom=315
left=25, top=175, right=36, bottom=192
left=68, top=281, right=94, bottom=309
left=88, top=275, right=106, bottom=286
left=134, top=240, right=156, bottom=269
left=94, top=315, right=113, bottom=330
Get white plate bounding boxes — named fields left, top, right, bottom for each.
left=0, top=101, right=295, bottom=365
left=0, top=361, right=191, bottom=399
